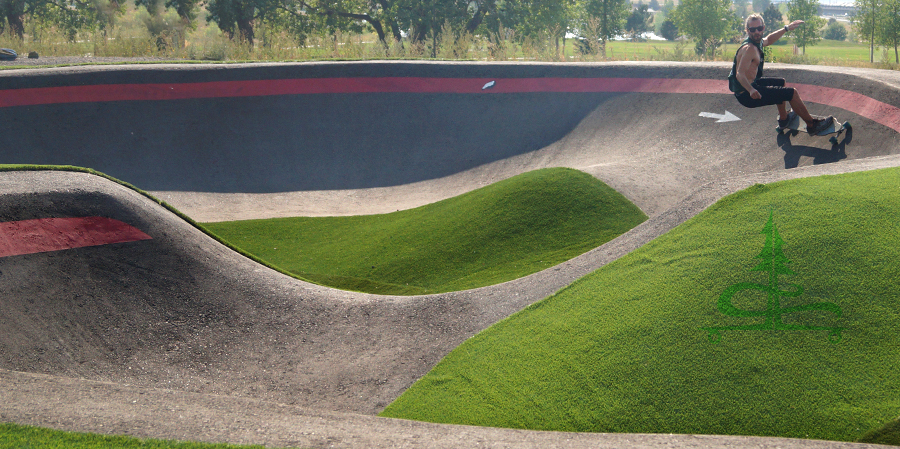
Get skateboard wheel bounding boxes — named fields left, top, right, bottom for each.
left=776, top=127, right=784, bottom=134
left=843, top=121, right=851, bottom=129
left=830, top=136, right=838, bottom=144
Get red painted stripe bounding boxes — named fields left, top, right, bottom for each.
left=0, top=77, right=897, bottom=132
left=790, top=82, right=900, bottom=133
left=0, top=77, right=727, bottom=108
left=0, top=217, right=152, bottom=258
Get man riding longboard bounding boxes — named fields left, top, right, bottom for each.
left=728, top=14, right=834, bottom=135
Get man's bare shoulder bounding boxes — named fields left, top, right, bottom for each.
left=736, top=43, right=758, bottom=61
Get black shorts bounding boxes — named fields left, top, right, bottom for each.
left=734, top=78, right=795, bottom=108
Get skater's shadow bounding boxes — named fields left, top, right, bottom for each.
left=778, top=127, right=851, bottom=169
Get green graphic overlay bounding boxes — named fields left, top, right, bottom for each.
left=702, top=210, right=843, bottom=343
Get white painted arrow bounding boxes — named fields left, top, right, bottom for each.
left=699, top=111, right=741, bottom=123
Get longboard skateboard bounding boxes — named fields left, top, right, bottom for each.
left=776, top=113, right=851, bottom=145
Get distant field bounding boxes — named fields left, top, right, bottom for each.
left=600, top=39, right=890, bottom=65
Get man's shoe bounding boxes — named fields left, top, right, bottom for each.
left=777, top=111, right=797, bottom=128
left=807, top=115, right=835, bottom=135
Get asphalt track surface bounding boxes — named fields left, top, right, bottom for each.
left=1, top=61, right=899, bottom=448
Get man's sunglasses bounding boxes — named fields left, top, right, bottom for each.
left=747, top=25, right=765, bottom=32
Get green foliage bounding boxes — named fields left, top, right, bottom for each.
left=659, top=17, right=677, bottom=40
left=878, top=0, right=900, bottom=62
left=625, top=2, right=652, bottom=37
left=204, top=168, right=647, bottom=295
left=0, top=422, right=270, bottom=448
left=572, top=0, right=631, bottom=57
left=822, top=19, right=848, bottom=41
left=204, top=0, right=256, bottom=42
left=787, top=0, right=824, bottom=53
left=670, top=0, right=733, bottom=55
left=381, top=167, right=900, bottom=443
left=762, top=3, right=783, bottom=30
left=853, top=0, right=880, bottom=61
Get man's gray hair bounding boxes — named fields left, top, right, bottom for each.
left=746, top=14, right=765, bottom=30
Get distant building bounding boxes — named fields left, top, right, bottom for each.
left=769, top=0, right=856, bottom=16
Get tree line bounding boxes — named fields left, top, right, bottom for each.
left=854, top=0, right=900, bottom=62
left=0, top=0, right=898, bottom=61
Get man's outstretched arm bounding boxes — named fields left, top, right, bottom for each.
left=762, top=20, right=805, bottom=47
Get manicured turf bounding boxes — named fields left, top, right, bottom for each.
left=0, top=423, right=271, bottom=449
left=858, top=417, right=900, bottom=445
left=380, top=167, right=900, bottom=443
left=203, top=168, right=648, bottom=295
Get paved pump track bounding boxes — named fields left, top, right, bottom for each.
left=1, top=61, right=899, bottom=448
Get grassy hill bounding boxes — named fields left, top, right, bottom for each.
left=380, top=167, right=900, bottom=443
left=203, top=168, right=648, bottom=295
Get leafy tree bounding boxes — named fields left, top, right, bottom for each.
left=136, top=0, right=195, bottom=48
left=761, top=2, right=782, bottom=31
left=878, top=0, right=900, bottom=62
left=822, top=18, right=847, bottom=40
left=572, top=0, right=631, bottom=57
left=262, top=0, right=394, bottom=48
left=1, top=0, right=26, bottom=38
left=393, top=0, right=468, bottom=48
left=660, top=16, right=678, bottom=40
left=205, top=0, right=257, bottom=43
left=477, top=0, right=572, bottom=47
left=625, top=2, right=652, bottom=37
left=670, top=0, right=733, bottom=56
left=513, top=0, right=573, bottom=42
left=853, top=0, right=881, bottom=61
left=2, top=0, right=120, bottom=41
left=787, top=0, right=824, bottom=54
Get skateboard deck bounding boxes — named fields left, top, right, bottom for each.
left=776, top=113, right=851, bottom=144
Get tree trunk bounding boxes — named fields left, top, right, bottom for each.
left=410, top=24, right=427, bottom=43
left=237, top=17, right=254, bottom=44
left=466, top=10, right=485, bottom=34
left=5, top=0, right=26, bottom=39
left=6, top=13, right=24, bottom=39
left=870, top=20, right=875, bottom=63
left=369, top=18, right=388, bottom=47
left=236, top=1, right=255, bottom=45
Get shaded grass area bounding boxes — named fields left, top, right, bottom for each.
left=381, top=167, right=900, bottom=443
left=859, top=417, right=900, bottom=445
left=203, top=168, right=648, bottom=295
left=0, top=422, right=276, bottom=449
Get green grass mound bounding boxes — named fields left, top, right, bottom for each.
left=203, top=168, right=648, bottom=295
left=0, top=422, right=267, bottom=448
left=858, top=416, right=900, bottom=445
left=380, top=167, right=900, bottom=442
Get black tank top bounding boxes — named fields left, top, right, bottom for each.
left=728, top=37, right=764, bottom=93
